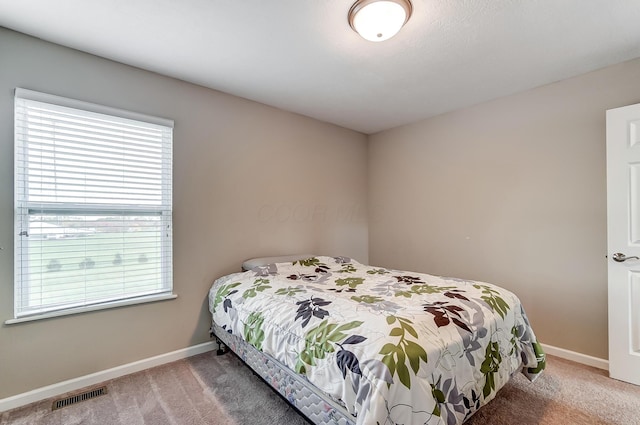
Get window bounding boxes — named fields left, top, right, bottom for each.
left=13, top=89, right=173, bottom=320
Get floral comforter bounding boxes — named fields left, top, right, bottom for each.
left=208, top=256, right=545, bottom=425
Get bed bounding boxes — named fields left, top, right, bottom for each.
left=208, top=255, right=545, bottom=425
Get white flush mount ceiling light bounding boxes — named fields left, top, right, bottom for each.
left=348, top=0, right=413, bottom=42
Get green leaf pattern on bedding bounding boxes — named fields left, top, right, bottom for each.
left=242, top=278, right=271, bottom=299
left=379, top=315, right=428, bottom=390
left=243, top=311, right=266, bottom=351
left=473, top=284, right=510, bottom=319
left=336, top=277, right=365, bottom=289
left=351, top=295, right=384, bottom=304
left=274, top=286, right=305, bottom=297
left=211, top=281, right=241, bottom=313
left=294, top=319, right=364, bottom=374
left=209, top=256, right=545, bottom=425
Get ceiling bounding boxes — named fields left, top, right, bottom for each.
left=1, top=1, right=640, bottom=134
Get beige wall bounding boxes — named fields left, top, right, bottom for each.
left=0, top=28, right=368, bottom=399
left=369, top=57, right=640, bottom=360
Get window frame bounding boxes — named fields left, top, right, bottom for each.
left=9, top=88, right=175, bottom=323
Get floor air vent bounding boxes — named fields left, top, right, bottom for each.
left=52, top=386, right=108, bottom=411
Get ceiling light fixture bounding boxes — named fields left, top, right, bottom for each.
left=348, top=0, right=413, bottom=42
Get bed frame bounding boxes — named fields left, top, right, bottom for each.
left=211, top=322, right=355, bottom=425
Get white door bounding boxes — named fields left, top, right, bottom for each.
left=607, top=103, right=640, bottom=385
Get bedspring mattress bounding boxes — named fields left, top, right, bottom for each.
left=212, top=322, right=355, bottom=424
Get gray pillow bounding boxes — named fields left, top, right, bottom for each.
left=242, top=254, right=316, bottom=271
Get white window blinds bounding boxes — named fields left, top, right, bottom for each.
left=14, top=88, right=173, bottom=318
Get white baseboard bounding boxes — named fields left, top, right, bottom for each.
left=541, top=343, right=609, bottom=371
left=0, top=341, right=215, bottom=413
left=0, top=340, right=608, bottom=413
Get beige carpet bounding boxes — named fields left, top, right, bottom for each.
left=466, top=356, right=640, bottom=425
left=2, top=352, right=639, bottom=425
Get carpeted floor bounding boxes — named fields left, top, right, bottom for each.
left=465, top=355, right=640, bottom=425
left=2, top=352, right=639, bottom=425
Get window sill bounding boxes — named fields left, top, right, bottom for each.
left=4, top=293, right=178, bottom=325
